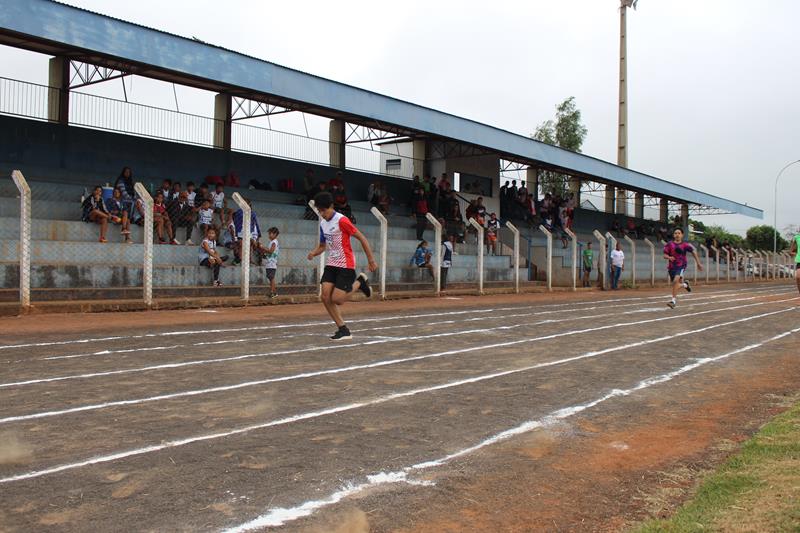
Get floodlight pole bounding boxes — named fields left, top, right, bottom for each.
left=618, top=0, right=637, bottom=167
left=773, top=160, right=800, bottom=255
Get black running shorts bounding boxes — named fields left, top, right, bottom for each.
left=320, top=265, right=356, bottom=293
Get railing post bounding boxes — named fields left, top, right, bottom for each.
left=308, top=200, right=325, bottom=298
left=506, top=221, right=521, bottom=293
left=564, top=227, right=577, bottom=291
left=724, top=248, right=731, bottom=282
left=592, top=230, right=607, bottom=290
left=643, top=238, right=655, bottom=287
left=699, top=244, right=710, bottom=285
left=134, top=182, right=153, bottom=307
left=731, top=249, right=739, bottom=282
left=538, top=225, right=554, bottom=291
left=468, top=217, right=485, bottom=295
left=756, top=251, right=765, bottom=281
left=426, top=213, right=442, bottom=296
left=370, top=207, right=389, bottom=300
left=231, top=193, right=251, bottom=302
left=11, top=170, right=31, bottom=309
left=738, top=248, right=749, bottom=282
left=623, top=235, right=636, bottom=288
left=710, top=245, right=720, bottom=283
left=660, top=239, right=671, bottom=284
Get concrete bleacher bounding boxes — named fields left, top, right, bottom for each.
left=0, top=176, right=515, bottom=299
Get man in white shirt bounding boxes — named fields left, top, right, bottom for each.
left=610, top=242, right=625, bottom=290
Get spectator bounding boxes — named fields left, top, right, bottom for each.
left=332, top=183, right=355, bottom=223
left=130, top=196, right=146, bottom=226
left=438, top=188, right=456, bottom=219
left=264, top=227, right=280, bottom=299
left=523, top=193, right=537, bottom=225
left=199, top=227, right=228, bottom=287
left=412, top=187, right=430, bottom=240
left=328, top=171, right=344, bottom=190
left=441, top=234, right=454, bottom=290
left=378, top=188, right=392, bottom=215
left=305, top=181, right=328, bottom=220
left=158, top=179, right=172, bottom=200
left=446, top=202, right=466, bottom=243
left=425, top=175, right=439, bottom=214
left=210, top=183, right=226, bottom=229
left=114, top=166, right=135, bottom=204
left=610, top=242, right=625, bottom=290
left=367, top=180, right=382, bottom=207
left=438, top=173, right=451, bottom=194
left=475, top=197, right=487, bottom=221
left=582, top=242, right=594, bottom=288
left=168, top=181, right=182, bottom=203
left=153, top=191, right=177, bottom=244
left=611, top=218, right=624, bottom=238
left=197, top=198, right=214, bottom=240
left=82, top=185, right=112, bottom=243
left=303, top=168, right=315, bottom=197
left=169, top=190, right=196, bottom=244
left=230, top=200, right=267, bottom=265
left=410, top=240, right=435, bottom=279
left=625, top=218, right=639, bottom=239
left=186, top=181, right=197, bottom=205
left=465, top=199, right=478, bottom=221
left=105, top=187, right=132, bottom=243
left=486, top=212, right=499, bottom=256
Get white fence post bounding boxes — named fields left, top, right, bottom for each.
left=232, top=193, right=251, bottom=301
left=643, top=238, right=655, bottom=287
left=133, top=182, right=153, bottom=307
left=724, top=248, right=731, bottom=282
left=731, top=249, right=739, bottom=282
left=308, top=200, right=325, bottom=298
left=11, top=170, right=31, bottom=308
left=738, top=248, right=749, bottom=282
left=426, top=213, right=442, bottom=296
left=564, top=227, right=577, bottom=291
left=623, top=235, right=636, bottom=288
left=710, top=245, right=720, bottom=283
left=756, top=251, right=765, bottom=281
left=506, top=221, right=521, bottom=293
left=593, top=230, right=607, bottom=290
left=660, top=239, right=671, bottom=284
left=539, top=225, right=554, bottom=291
left=468, top=217, right=485, bottom=295
left=370, top=207, right=388, bottom=300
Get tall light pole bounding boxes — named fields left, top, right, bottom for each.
left=774, top=159, right=800, bottom=253
left=618, top=0, right=638, bottom=168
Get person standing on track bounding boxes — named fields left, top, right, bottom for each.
left=307, top=191, right=378, bottom=340
left=664, top=228, right=703, bottom=309
left=791, top=231, right=800, bottom=294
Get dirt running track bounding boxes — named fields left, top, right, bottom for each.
left=0, top=282, right=798, bottom=532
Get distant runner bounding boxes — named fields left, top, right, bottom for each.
left=791, top=231, right=800, bottom=295
left=663, top=228, right=703, bottom=309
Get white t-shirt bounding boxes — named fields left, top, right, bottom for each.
left=187, top=191, right=196, bottom=205
left=211, top=191, right=225, bottom=209
left=199, top=238, right=216, bottom=263
left=198, top=208, right=213, bottom=225
left=610, top=249, right=625, bottom=268
left=265, top=239, right=279, bottom=269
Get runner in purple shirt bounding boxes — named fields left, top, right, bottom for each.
left=663, top=228, right=703, bottom=309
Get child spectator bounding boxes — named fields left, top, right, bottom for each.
left=486, top=213, right=499, bottom=256
left=446, top=202, right=466, bottom=243
left=82, top=185, right=112, bottom=243
left=130, top=196, right=145, bottom=226
left=410, top=240, right=435, bottom=279
left=114, top=166, right=135, bottom=204
left=158, top=179, right=172, bottom=200
left=210, top=183, right=226, bottom=229
left=412, top=188, right=429, bottom=240
left=199, top=227, right=228, bottom=286
left=441, top=235, right=454, bottom=290
left=264, top=227, right=280, bottom=298
left=230, top=200, right=267, bottom=265
left=197, top=198, right=214, bottom=240
left=169, top=190, right=196, bottom=244
left=105, top=187, right=132, bottom=243
left=169, top=181, right=182, bottom=203
left=332, top=183, right=355, bottom=223
left=582, top=241, right=594, bottom=287
left=186, top=181, right=197, bottom=205
left=153, top=191, right=177, bottom=244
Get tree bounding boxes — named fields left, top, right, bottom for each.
left=746, top=225, right=788, bottom=251
left=531, top=97, right=588, bottom=195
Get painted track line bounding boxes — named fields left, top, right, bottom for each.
left=221, top=324, right=800, bottom=531
left=0, top=292, right=794, bottom=390
left=0, top=305, right=795, bottom=482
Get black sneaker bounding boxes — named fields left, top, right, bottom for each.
left=667, top=301, right=676, bottom=309
left=330, top=326, right=352, bottom=341
left=684, top=280, right=692, bottom=293
left=356, top=272, right=372, bottom=298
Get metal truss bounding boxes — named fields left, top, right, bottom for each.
left=231, top=97, right=293, bottom=121
left=429, top=140, right=496, bottom=160
left=345, top=123, right=408, bottom=144
left=68, top=60, right=128, bottom=89
left=500, top=160, right=530, bottom=173
left=687, top=205, right=735, bottom=216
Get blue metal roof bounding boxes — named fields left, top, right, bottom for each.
left=0, top=0, right=762, bottom=218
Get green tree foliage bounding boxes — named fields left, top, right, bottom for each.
left=531, top=97, right=588, bottom=195
left=702, top=224, right=744, bottom=248
left=746, top=225, right=788, bottom=251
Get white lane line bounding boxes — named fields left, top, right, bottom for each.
left=33, top=288, right=784, bottom=363
left=221, top=325, right=800, bottom=531
left=1, top=294, right=794, bottom=390
left=0, top=306, right=794, bottom=483
left=0, top=285, right=778, bottom=351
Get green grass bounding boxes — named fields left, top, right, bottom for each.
left=635, top=401, right=800, bottom=532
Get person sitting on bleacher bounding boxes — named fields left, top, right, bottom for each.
left=82, top=185, right=112, bottom=243
left=332, top=183, right=356, bottom=223
left=211, top=183, right=227, bottom=230
left=168, top=190, right=196, bottom=245
left=105, top=187, right=132, bottom=243
left=153, top=191, right=177, bottom=245
left=114, top=166, right=135, bottom=204
left=446, top=202, right=466, bottom=243
left=199, top=226, right=228, bottom=287
left=168, top=181, right=182, bottom=203
left=158, top=179, right=172, bottom=201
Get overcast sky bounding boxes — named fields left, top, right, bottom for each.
left=2, top=0, right=799, bottom=235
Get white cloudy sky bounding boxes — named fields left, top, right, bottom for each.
left=2, top=0, right=799, bottom=235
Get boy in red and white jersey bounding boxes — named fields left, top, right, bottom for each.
left=307, top=192, right=378, bottom=340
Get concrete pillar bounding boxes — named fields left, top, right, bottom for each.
left=569, top=176, right=581, bottom=204
left=213, top=93, right=232, bottom=150
left=616, top=188, right=627, bottom=215
left=634, top=192, right=644, bottom=219
left=526, top=167, right=539, bottom=199
left=681, top=203, right=689, bottom=230
left=328, top=119, right=346, bottom=169
left=605, top=184, right=615, bottom=213
left=659, top=198, right=669, bottom=223
left=412, top=139, right=426, bottom=180
left=47, top=56, right=70, bottom=124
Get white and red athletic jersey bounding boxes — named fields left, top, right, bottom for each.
left=319, top=212, right=357, bottom=269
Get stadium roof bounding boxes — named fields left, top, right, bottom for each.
left=0, top=0, right=761, bottom=218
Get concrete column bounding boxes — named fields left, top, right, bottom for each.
left=605, top=184, right=616, bottom=213
left=328, top=119, right=346, bottom=169
left=48, top=56, right=70, bottom=124
left=681, top=203, right=689, bottom=230
left=569, top=176, right=581, bottom=204
left=525, top=167, right=539, bottom=199
left=634, top=192, right=644, bottom=219
left=616, top=188, right=627, bottom=215
left=213, top=93, right=232, bottom=150
left=412, top=139, right=426, bottom=180
left=659, top=198, right=669, bottom=223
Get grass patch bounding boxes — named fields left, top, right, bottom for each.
left=636, top=400, right=800, bottom=532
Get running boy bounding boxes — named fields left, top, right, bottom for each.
left=307, top=192, right=378, bottom=340
left=264, top=227, right=280, bottom=298
left=664, top=227, right=703, bottom=308
left=790, top=231, right=800, bottom=295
